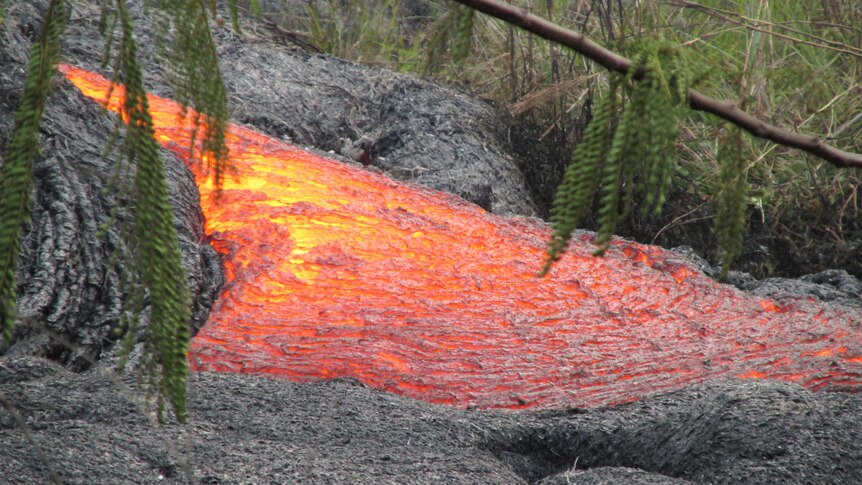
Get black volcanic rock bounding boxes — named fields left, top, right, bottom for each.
left=58, top=1, right=539, bottom=217
left=0, top=2, right=224, bottom=368
left=2, top=356, right=861, bottom=484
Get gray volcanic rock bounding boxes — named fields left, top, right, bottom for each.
left=217, top=33, right=538, bottom=217
left=2, top=356, right=861, bottom=484
left=743, top=269, right=862, bottom=308
left=0, top=3, right=224, bottom=368
left=537, top=468, right=693, bottom=485
left=673, top=246, right=862, bottom=307
left=218, top=51, right=535, bottom=215
left=59, top=1, right=539, bottom=217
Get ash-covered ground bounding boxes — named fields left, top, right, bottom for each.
left=1, top=2, right=861, bottom=483
left=4, top=356, right=861, bottom=484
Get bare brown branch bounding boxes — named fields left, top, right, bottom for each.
left=452, top=0, right=862, bottom=169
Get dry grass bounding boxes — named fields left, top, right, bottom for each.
left=246, top=0, right=862, bottom=277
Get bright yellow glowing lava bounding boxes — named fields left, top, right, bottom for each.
left=62, top=64, right=862, bottom=409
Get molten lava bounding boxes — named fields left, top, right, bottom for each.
left=62, top=64, right=862, bottom=409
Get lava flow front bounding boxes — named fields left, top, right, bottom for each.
left=62, top=64, right=862, bottom=409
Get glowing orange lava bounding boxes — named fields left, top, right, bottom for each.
left=62, top=64, right=862, bottom=409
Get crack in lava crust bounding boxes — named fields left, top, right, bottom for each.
left=62, top=64, right=862, bottom=410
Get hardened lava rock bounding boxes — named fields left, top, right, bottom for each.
left=0, top=2, right=223, bottom=368
left=2, top=357, right=861, bottom=484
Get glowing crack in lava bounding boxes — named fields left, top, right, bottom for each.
left=62, top=64, right=862, bottom=409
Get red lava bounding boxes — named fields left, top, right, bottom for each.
left=63, top=64, right=862, bottom=409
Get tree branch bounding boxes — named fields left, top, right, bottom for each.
left=452, top=0, right=862, bottom=169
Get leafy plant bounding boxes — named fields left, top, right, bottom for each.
left=543, top=41, right=691, bottom=271
left=0, top=0, right=66, bottom=344
left=280, top=0, right=862, bottom=277
left=0, top=0, right=238, bottom=423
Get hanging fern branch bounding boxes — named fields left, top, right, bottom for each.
left=91, top=0, right=239, bottom=422
left=714, top=125, right=749, bottom=279
left=452, top=5, right=475, bottom=65
left=451, top=0, right=862, bottom=169
left=111, top=0, right=193, bottom=423
left=0, top=0, right=66, bottom=343
left=2, top=0, right=236, bottom=424
left=541, top=76, right=620, bottom=274
left=542, top=42, right=690, bottom=266
left=454, top=0, right=859, bottom=274
left=593, top=75, right=634, bottom=252
left=149, top=0, right=231, bottom=190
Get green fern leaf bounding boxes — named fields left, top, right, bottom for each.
left=452, top=5, right=474, bottom=65
left=114, top=0, right=193, bottom=423
left=542, top=78, right=620, bottom=274
left=593, top=88, right=635, bottom=254
left=152, top=0, right=231, bottom=192
left=714, top=125, right=749, bottom=279
left=0, top=0, right=66, bottom=343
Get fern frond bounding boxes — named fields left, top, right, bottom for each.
left=646, top=46, right=689, bottom=216
left=623, top=57, right=652, bottom=218
left=642, top=57, right=668, bottom=214
left=593, top=82, right=635, bottom=254
left=249, top=0, right=262, bottom=18
left=0, top=0, right=66, bottom=343
left=98, top=4, right=118, bottom=67
left=541, top=76, right=620, bottom=274
left=543, top=39, right=692, bottom=269
left=452, top=5, right=474, bottom=65
left=115, top=0, right=192, bottom=423
left=227, top=0, right=241, bottom=33
left=151, top=0, right=231, bottom=193
left=714, top=125, right=749, bottom=279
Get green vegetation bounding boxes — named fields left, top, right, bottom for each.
left=0, top=0, right=236, bottom=422
left=109, top=0, right=193, bottom=423
left=544, top=41, right=692, bottom=272
left=261, top=0, right=862, bottom=278
left=0, top=0, right=66, bottom=345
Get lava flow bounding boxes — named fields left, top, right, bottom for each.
left=62, top=64, right=862, bottom=409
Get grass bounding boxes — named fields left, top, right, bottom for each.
left=243, top=0, right=862, bottom=278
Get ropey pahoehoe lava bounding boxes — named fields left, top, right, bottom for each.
left=62, top=64, right=862, bottom=410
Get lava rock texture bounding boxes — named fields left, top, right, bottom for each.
left=0, top=2, right=223, bottom=368
left=2, top=356, right=861, bottom=484
left=1, top=1, right=861, bottom=484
